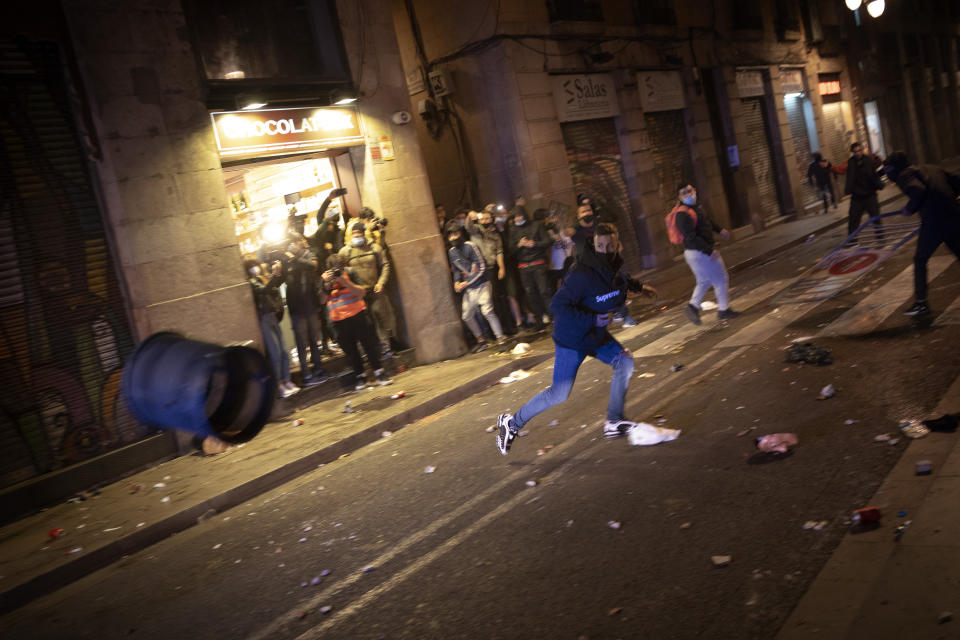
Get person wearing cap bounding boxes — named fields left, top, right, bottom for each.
left=882, top=151, right=960, bottom=317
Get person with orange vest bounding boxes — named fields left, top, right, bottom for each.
left=672, top=183, right=739, bottom=325
left=320, top=255, right=393, bottom=391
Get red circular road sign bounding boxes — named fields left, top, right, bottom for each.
left=828, top=253, right=879, bottom=275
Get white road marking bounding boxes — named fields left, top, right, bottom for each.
left=714, top=300, right=826, bottom=349
left=818, top=257, right=955, bottom=336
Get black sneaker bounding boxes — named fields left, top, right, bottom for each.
left=904, top=301, right=930, bottom=316
left=472, top=342, right=490, bottom=354
left=496, top=413, right=518, bottom=455
left=603, top=420, right=634, bottom=438
left=717, top=308, right=740, bottom=320
left=684, top=304, right=702, bottom=326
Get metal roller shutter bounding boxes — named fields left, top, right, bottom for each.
left=741, top=97, right=782, bottom=222
left=0, top=38, right=143, bottom=489
left=784, top=96, right=817, bottom=209
left=643, top=110, right=695, bottom=221
left=560, top=118, right=643, bottom=271
left=821, top=102, right=848, bottom=168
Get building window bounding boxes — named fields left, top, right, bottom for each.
left=183, top=0, right=349, bottom=82
left=774, top=0, right=800, bottom=33
left=546, top=0, right=603, bottom=22
left=733, top=0, right=763, bottom=31
left=632, top=0, right=677, bottom=26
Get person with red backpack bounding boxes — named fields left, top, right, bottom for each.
left=668, top=183, right=739, bottom=325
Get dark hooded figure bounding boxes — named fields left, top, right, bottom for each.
left=882, top=151, right=960, bottom=317
left=506, top=205, right=553, bottom=331
left=495, top=223, right=658, bottom=455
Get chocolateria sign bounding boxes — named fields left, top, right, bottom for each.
left=551, top=73, right=621, bottom=123
left=210, top=107, right=364, bottom=157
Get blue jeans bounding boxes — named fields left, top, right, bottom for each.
left=514, top=339, right=634, bottom=428
left=259, top=312, right=290, bottom=384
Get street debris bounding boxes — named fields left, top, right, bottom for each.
left=525, top=480, right=538, bottom=487
left=298, top=537, right=307, bottom=543
left=292, top=418, right=304, bottom=427
left=669, top=364, right=684, bottom=372
left=485, top=425, right=496, bottom=433
left=197, top=508, right=217, bottom=524
left=818, top=384, right=835, bottom=399
left=518, top=430, right=529, bottom=437
left=607, top=521, right=622, bottom=530
left=536, top=449, right=545, bottom=456
left=66, top=547, right=83, bottom=555
left=381, top=430, right=393, bottom=438
left=153, top=483, right=166, bottom=488
left=894, top=520, right=912, bottom=541
left=160, top=496, right=170, bottom=503
left=627, top=423, right=681, bottom=446
left=680, top=522, right=692, bottom=529
left=129, top=484, right=143, bottom=494
left=319, top=605, right=333, bottom=615
left=310, top=576, right=321, bottom=585
left=785, top=342, right=833, bottom=366
left=548, top=420, right=559, bottom=426
left=321, top=569, right=331, bottom=577
left=212, top=543, right=221, bottom=550
left=845, top=419, right=858, bottom=425
left=874, top=433, right=893, bottom=442
left=924, top=414, right=959, bottom=433
left=637, top=372, right=656, bottom=379
left=897, top=510, right=908, bottom=517
left=938, top=612, right=954, bottom=624
left=711, top=555, right=731, bottom=567
left=736, top=427, right=756, bottom=437
left=391, top=390, right=406, bottom=399
left=900, top=420, right=931, bottom=439
left=103, top=527, right=121, bottom=533
left=755, top=433, right=798, bottom=454
left=424, top=466, right=436, bottom=474
left=887, top=438, right=901, bottom=446
left=608, top=607, right=623, bottom=616
left=802, top=520, right=828, bottom=531
left=915, top=460, right=934, bottom=475
left=362, top=566, right=377, bottom=573
left=851, top=506, right=882, bottom=525
left=499, top=369, right=532, bottom=384
left=48, top=528, right=64, bottom=541
left=343, top=401, right=353, bottom=414
left=511, top=343, right=531, bottom=355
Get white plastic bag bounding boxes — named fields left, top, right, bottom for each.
left=627, top=422, right=681, bottom=446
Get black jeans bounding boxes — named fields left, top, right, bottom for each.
left=914, top=214, right=960, bottom=301
left=518, top=263, right=552, bottom=325
left=847, top=193, right=881, bottom=237
left=290, top=311, right=323, bottom=375
left=333, top=309, right=382, bottom=377
left=489, top=271, right=518, bottom=334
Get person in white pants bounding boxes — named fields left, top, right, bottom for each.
left=675, top=183, right=739, bottom=325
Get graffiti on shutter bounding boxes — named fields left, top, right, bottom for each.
left=741, top=97, right=782, bottom=222
left=784, top=96, right=818, bottom=208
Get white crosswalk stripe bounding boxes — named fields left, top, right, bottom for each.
left=818, top=256, right=955, bottom=337
left=934, top=291, right=960, bottom=326
left=633, top=279, right=793, bottom=357
left=713, top=299, right=826, bottom=349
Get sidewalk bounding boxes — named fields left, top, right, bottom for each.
left=0, top=182, right=909, bottom=615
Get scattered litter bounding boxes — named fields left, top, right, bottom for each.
left=511, top=343, right=531, bottom=355
left=310, top=576, right=321, bottom=585
left=579, top=424, right=587, bottom=429
left=136, top=522, right=145, bottom=528
left=735, top=405, right=746, bottom=410
left=343, top=401, right=353, bottom=414
left=915, top=460, right=934, bottom=475
left=380, top=431, right=393, bottom=440
left=160, top=496, right=170, bottom=503
left=319, top=605, right=333, bottom=615
left=897, top=510, right=908, bottom=518
left=321, top=569, right=332, bottom=577
left=525, top=480, right=538, bottom=487
left=103, top=527, right=121, bottom=533
left=680, top=522, right=692, bottom=529
left=900, top=420, right=930, bottom=439
left=390, top=391, right=406, bottom=399
left=888, top=438, right=900, bottom=446
left=48, top=528, right=64, bottom=541
left=548, top=420, right=559, bottom=426
left=669, top=364, right=684, bottom=372
left=292, top=418, right=304, bottom=427
left=802, top=521, right=817, bottom=530
left=362, top=566, right=376, bottom=573
left=845, top=419, right=858, bottom=425
left=518, top=430, right=529, bottom=437
left=924, top=414, right=959, bottom=433
left=536, top=449, right=545, bottom=456
left=197, top=509, right=217, bottom=524
left=129, top=484, right=143, bottom=494
left=499, top=369, right=532, bottom=384
left=711, top=555, right=731, bottom=567
left=607, top=521, right=622, bottom=530
left=212, top=543, right=222, bottom=550
left=818, top=384, right=835, bottom=400
left=736, top=427, right=756, bottom=437
left=485, top=425, right=496, bottom=433
left=894, top=520, right=912, bottom=541
left=938, top=612, right=954, bottom=624
left=424, top=466, right=436, bottom=474
left=815, top=521, right=827, bottom=530
left=153, top=483, right=166, bottom=489
left=66, top=547, right=83, bottom=555
left=608, top=607, right=623, bottom=617
left=755, top=433, right=798, bottom=454
left=852, top=506, right=881, bottom=525
left=874, top=433, right=892, bottom=442
left=627, top=423, right=681, bottom=446
left=299, top=537, right=307, bottom=543
left=637, top=372, right=656, bottom=378
left=785, top=342, right=833, bottom=366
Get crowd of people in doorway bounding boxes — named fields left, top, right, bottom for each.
left=245, top=192, right=402, bottom=399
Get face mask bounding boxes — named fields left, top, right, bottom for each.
left=681, top=195, right=696, bottom=206
left=480, top=221, right=493, bottom=228
left=514, top=218, right=526, bottom=226
left=350, top=237, right=364, bottom=247
left=580, top=214, right=595, bottom=226
left=451, top=237, right=465, bottom=247
left=495, top=216, right=506, bottom=224
left=249, top=266, right=260, bottom=276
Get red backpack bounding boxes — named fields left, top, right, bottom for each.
left=665, top=204, right=697, bottom=245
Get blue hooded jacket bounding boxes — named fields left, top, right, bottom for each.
left=549, top=246, right=640, bottom=353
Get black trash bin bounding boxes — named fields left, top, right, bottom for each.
left=122, top=332, right=275, bottom=443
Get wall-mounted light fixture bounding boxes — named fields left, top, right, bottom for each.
left=237, top=94, right=267, bottom=110
left=331, top=89, right=358, bottom=105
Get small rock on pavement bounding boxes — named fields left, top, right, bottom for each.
left=525, top=480, right=537, bottom=487
left=607, top=520, right=622, bottom=530
left=711, top=555, right=732, bottom=567
left=818, top=384, right=835, bottom=399
left=669, top=364, right=684, bottom=372
left=320, top=605, right=333, bottom=615
left=916, top=460, right=933, bottom=475
left=424, top=466, right=436, bottom=474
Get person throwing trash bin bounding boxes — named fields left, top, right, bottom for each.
left=670, top=183, right=739, bottom=325
left=496, top=223, right=657, bottom=455
left=882, top=151, right=960, bottom=317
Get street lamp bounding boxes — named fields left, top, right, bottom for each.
left=866, top=0, right=885, bottom=17
left=845, top=0, right=861, bottom=9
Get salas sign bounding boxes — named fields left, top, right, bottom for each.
left=210, top=107, right=364, bottom=157
left=551, top=73, right=620, bottom=123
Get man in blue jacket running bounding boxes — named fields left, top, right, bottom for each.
left=496, top=223, right=658, bottom=454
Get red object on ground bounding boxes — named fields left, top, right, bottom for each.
left=852, top=507, right=881, bottom=525
left=48, top=528, right=64, bottom=541
left=391, top=390, right=406, bottom=399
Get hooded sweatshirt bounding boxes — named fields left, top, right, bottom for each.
left=894, top=164, right=960, bottom=219
left=550, top=246, right=641, bottom=353
left=507, top=213, right=551, bottom=264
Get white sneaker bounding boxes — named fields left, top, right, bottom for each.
left=373, top=368, right=393, bottom=386
left=281, top=383, right=300, bottom=398
left=603, top=420, right=634, bottom=438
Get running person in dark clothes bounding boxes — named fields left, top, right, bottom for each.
left=845, top=141, right=884, bottom=243
left=882, top=151, right=960, bottom=317
left=496, top=223, right=658, bottom=455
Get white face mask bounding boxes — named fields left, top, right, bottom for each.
left=350, top=236, right=364, bottom=247
left=249, top=266, right=260, bottom=276
left=681, top=195, right=696, bottom=206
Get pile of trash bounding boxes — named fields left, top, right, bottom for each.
left=785, top=342, right=833, bottom=366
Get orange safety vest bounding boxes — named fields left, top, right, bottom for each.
left=327, top=281, right=366, bottom=322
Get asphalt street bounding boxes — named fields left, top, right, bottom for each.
left=4, top=225, right=960, bottom=640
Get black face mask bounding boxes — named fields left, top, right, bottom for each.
left=544, top=221, right=556, bottom=229
left=480, top=221, right=494, bottom=228
left=451, top=237, right=465, bottom=247
left=602, top=251, right=621, bottom=269
left=580, top=215, right=595, bottom=226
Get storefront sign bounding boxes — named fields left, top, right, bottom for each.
left=736, top=70, right=765, bottom=97
left=551, top=73, right=620, bottom=123
left=818, top=80, right=841, bottom=96
left=780, top=69, right=805, bottom=94
left=210, top=107, right=364, bottom=157
left=637, top=70, right=686, bottom=113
